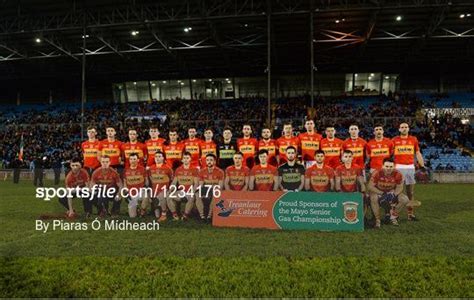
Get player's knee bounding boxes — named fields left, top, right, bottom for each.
left=369, top=193, right=378, bottom=203
left=398, top=193, right=409, bottom=204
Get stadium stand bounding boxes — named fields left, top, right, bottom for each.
left=1, top=92, right=472, bottom=171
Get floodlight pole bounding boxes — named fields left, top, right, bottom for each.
left=310, top=0, right=315, bottom=108
left=266, top=0, right=271, bottom=127
left=80, top=12, right=86, bottom=141
left=189, top=78, right=193, bottom=100
left=148, top=81, right=153, bottom=100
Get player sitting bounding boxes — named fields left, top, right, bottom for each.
left=123, top=153, right=148, bottom=218
left=58, top=157, right=91, bottom=218
left=167, top=152, right=198, bottom=220
left=148, top=151, right=173, bottom=222
left=91, top=155, right=123, bottom=218
left=196, top=154, right=224, bottom=223
left=368, top=158, right=409, bottom=228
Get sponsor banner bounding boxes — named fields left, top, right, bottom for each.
left=213, top=191, right=364, bottom=232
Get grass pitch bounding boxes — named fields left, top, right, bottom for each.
left=0, top=181, right=473, bottom=297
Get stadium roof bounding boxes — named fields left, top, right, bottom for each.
left=1, top=0, right=474, bottom=82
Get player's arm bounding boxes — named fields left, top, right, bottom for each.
left=85, top=171, right=92, bottom=189
left=118, top=144, right=124, bottom=165
left=304, top=174, right=310, bottom=191
left=143, top=146, right=148, bottom=166
left=368, top=177, right=384, bottom=195
left=120, top=177, right=127, bottom=195
left=329, top=177, right=335, bottom=191
left=365, top=145, right=371, bottom=168
left=242, top=172, right=249, bottom=191
left=249, top=175, right=255, bottom=191
left=112, top=172, right=123, bottom=199
left=198, top=178, right=204, bottom=189
left=90, top=171, right=97, bottom=187
left=416, top=151, right=425, bottom=168
left=273, top=172, right=279, bottom=191
left=65, top=172, right=73, bottom=189
left=335, top=175, right=341, bottom=192
left=170, top=176, right=178, bottom=187
left=297, top=173, right=305, bottom=192
left=64, top=173, right=74, bottom=212
left=144, top=174, right=149, bottom=187
left=224, top=173, right=231, bottom=190
left=357, top=175, right=366, bottom=193
left=218, top=178, right=224, bottom=191
left=169, top=169, right=174, bottom=183
left=394, top=182, right=404, bottom=196
left=191, top=174, right=200, bottom=199
left=277, top=169, right=286, bottom=191
left=278, top=176, right=285, bottom=191
left=96, top=144, right=102, bottom=161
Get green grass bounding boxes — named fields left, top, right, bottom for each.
left=0, top=181, right=473, bottom=297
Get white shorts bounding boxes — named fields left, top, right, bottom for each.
left=395, top=165, right=416, bottom=185
left=173, top=195, right=194, bottom=202
left=128, top=195, right=145, bottom=208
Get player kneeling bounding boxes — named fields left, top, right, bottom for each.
left=148, top=151, right=173, bottom=222
left=123, top=153, right=148, bottom=218
left=58, top=157, right=92, bottom=218
left=167, top=152, right=198, bottom=221
left=368, top=158, right=409, bottom=228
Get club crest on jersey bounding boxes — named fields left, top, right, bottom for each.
left=342, top=201, right=359, bottom=224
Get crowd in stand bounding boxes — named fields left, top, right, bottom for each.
left=0, top=93, right=472, bottom=171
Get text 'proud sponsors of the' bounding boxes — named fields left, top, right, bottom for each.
left=213, top=191, right=364, bottom=231
left=272, top=192, right=363, bottom=231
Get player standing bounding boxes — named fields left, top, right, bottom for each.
left=366, top=125, right=393, bottom=173
left=335, top=150, right=365, bottom=193
left=81, top=126, right=100, bottom=176
left=304, top=150, right=335, bottom=192
left=392, top=122, right=425, bottom=221
left=121, top=129, right=147, bottom=168
left=224, top=152, right=250, bottom=191
left=145, top=125, right=166, bottom=167
left=298, top=119, right=322, bottom=168
left=98, top=126, right=123, bottom=170
left=196, top=154, right=224, bottom=222
left=200, top=128, right=217, bottom=167
left=278, top=146, right=305, bottom=191
left=183, top=127, right=202, bottom=168
left=123, top=153, right=148, bottom=218
left=163, top=129, right=185, bottom=170
left=320, top=126, right=344, bottom=169
left=148, top=151, right=173, bottom=222
left=368, top=158, right=410, bottom=228
left=91, top=155, right=123, bottom=217
left=217, top=127, right=237, bottom=170
left=277, top=123, right=299, bottom=165
left=249, top=150, right=279, bottom=191
left=343, top=125, right=367, bottom=169
left=237, top=124, right=258, bottom=168
left=258, top=127, right=278, bottom=166
left=167, top=152, right=198, bottom=220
